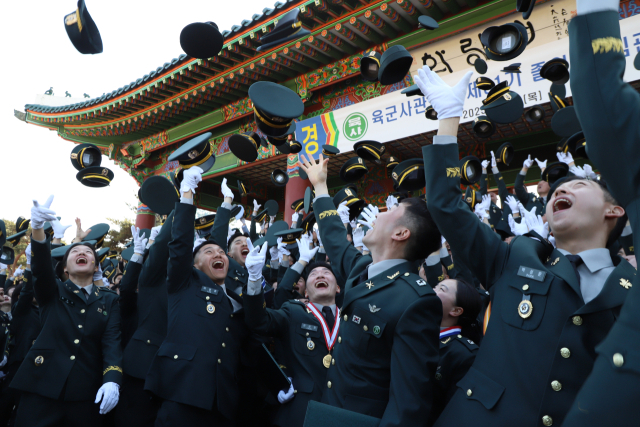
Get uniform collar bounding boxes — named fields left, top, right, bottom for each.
left=367, top=259, right=406, bottom=280
left=557, top=248, right=613, bottom=273
left=74, top=283, right=93, bottom=295
left=311, top=302, right=336, bottom=317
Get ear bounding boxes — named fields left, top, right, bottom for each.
left=605, top=205, right=625, bottom=220
left=391, top=227, right=411, bottom=243
left=449, top=306, right=464, bottom=319
left=336, top=286, right=341, bottom=294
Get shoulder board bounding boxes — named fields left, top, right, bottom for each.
left=456, top=335, right=479, bottom=351
left=400, top=272, right=434, bottom=297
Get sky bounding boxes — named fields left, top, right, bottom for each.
left=0, top=0, right=272, bottom=234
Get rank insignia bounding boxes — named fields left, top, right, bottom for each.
left=620, top=278, right=632, bottom=289
left=551, top=257, right=560, bottom=266
left=416, top=279, right=427, bottom=287
left=365, top=281, right=374, bottom=289
left=352, top=315, right=361, bottom=324
left=387, top=271, right=399, bottom=280
left=369, top=304, right=381, bottom=313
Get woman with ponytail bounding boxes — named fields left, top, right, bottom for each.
left=430, top=278, right=482, bottom=423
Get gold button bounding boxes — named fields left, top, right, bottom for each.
left=225, top=327, right=229, bottom=332
left=332, top=358, right=335, bottom=365
left=551, top=380, right=562, bottom=391
left=338, top=336, right=342, bottom=343
left=78, top=325, right=83, bottom=329
left=344, top=314, right=348, bottom=321
left=174, top=355, right=178, bottom=359
left=230, top=314, right=233, bottom=318
left=74, top=339, right=79, bottom=344
left=80, top=309, right=85, bottom=313
left=327, top=381, right=332, bottom=388
left=70, top=356, right=75, bottom=360
left=404, top=272, right=410, bottom=276
left=457, top=335, right=462, bottom=338
left=542, top=415, right=553, bottom=426
left=572, top=316, right=583, bottom=326
left=306, top=332, right=309, bottom=337
left=147, top=340, right=151, bottom=344
left=560, top=348, right=570, bottom=358
left=206, top=296, right=210, bottom=300
left=613, top=353, right=624, bottom=367
left=522, top=284, right=529, bottom=291
left=218, top=359, right=222, bottom=364
left=466, top=389, right=473, bottom=397
left=222, top=343, right=226, bottom=348
left=363, top=325, right=369, bottom=331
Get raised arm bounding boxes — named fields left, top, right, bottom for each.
left=211, top=178, right=236, bottom=252
left=30, top=196, right=60, bottom=304
left=138, top=211, right=175, bottom=288
left=244, top=290, right=291, bottom=338
left=101, top=298, right=123, bottom=387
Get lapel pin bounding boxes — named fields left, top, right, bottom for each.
left=620, top=278, right=632, bottom=289
left=352, top=315, right=361, bottom=324
left=369, top=304, right=381, bottom=313
left=417, top=279, right=427, bottom=286
left=387, top=271, right=399, bottom=280
left=551, top=257, right=560, bottom=266
left=366, top=281, right=374, bottom=290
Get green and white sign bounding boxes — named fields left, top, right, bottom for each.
left=342, top=112, right=368, bottom=141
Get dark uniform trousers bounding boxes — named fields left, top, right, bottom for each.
left=0, top=269, right=40, bottom=426
left=314, top=196, right=442, bottom=427
left=423, top=142, right=635, bottom=427
left=117, top=211, right=174, bottom=427
left=244, top=291, right=330, bottom=427
left=561, top=11, right=640, bottom=426
left=144, top=202, right=253, bottom=427
left=11, top=239, right=122, bottom=427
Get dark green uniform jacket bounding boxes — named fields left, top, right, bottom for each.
left=118, top=260, right=140, bottom=349
left=7, top=269, right=40, bottom=369
left=244, top=291, right=329, bottom=427
left=144, top=202, right=251, bottom=420
left=314, top=196, right=442, bottom=426
left=479, top=170, right=509, bottom=228
left=562, top=11, right=640, bottom=426
left=11, top=239, right=123, bottom=400
left=431, top=333, right=478, bottom=423
left=122, top=212, right=173, bottom=380
left=213, top=205, right=248, bottom=295
left=515, top=172, right=546, bottom=214
left=424, top=142, right=635, bottom=427
left=273, top=265, right=304, bottom=309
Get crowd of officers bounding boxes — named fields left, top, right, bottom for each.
left=1, top=1, right=640, bottom=426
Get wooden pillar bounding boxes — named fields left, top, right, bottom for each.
left=135, top=203, right=156, bottom=230
left=284, top=176, right=310, bottom=225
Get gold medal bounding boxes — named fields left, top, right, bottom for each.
left=518, top=300, right=533, bottom=319
left=207, top=303, right=215, bottom=314
left=307, top=339, right=315, bottom=350
left=323, top=354, right=332, bottom=368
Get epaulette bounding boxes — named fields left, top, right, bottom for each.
left=399, top=272, right=434, bottom=297
left=456, top=335, right=479, bottom=351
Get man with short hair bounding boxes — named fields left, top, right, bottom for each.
left=144, top=167, right=252, bottom=427
left=244, top=235, right=338, bottom=427
left=298, top=153, right=443, bottom=426
left=415, top=64, right=633, bottom=427
left=515, top=155, right=549, bottom=213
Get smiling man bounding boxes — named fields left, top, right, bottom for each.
left=144, top=167, right=252, bottom=427
left=244, top=235, right=337, bottom=427
left=415, top=65, right=633, bottom=427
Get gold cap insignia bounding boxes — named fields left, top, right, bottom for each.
left=101, top=169, right=108, bottom=176
left=188, top=150, right=198, bottom=159
left=71, top=153, right=78, bottom=159
left=504, top=93, right=512, bottom=101
left=345, top=188, right=353, bottom=197
left=392, top=172, right=398, bottom=180
left=380, top=146, right=385, bottom=152
left=358, top=158, right=363, bottom=164
left=200, top=218, right=206, bottom=224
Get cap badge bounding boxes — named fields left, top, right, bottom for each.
left=345, top=188, right=353, bottom=197
left=504, top=93, right=512, bottom=101
left=188, top=150, right=198, bottom=159
left=358, top=158, right=363, bottom=164
left=101, top=169, right=108, bottom=176
left=71, top=153, right=78, bottom=159
left=392, top=172, right=398, bottom=180
left=200, top=218, right=206, bottom=224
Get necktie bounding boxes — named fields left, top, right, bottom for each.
left=322, top=306, right=335, bottom=331
left=565, top=255, right=584, bottom=285
left=81, top=288, right=90, bottom=301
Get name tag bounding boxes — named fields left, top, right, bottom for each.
left=517, top=266, right=547, bottom=282
left=201, top=286, right=219, bottom=295
left=301, top=323, right=318, bottom=332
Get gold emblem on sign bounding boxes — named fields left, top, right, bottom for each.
left=34, top=355, right=44, bottom=366
left=207, top=303, right=216, bottom=314
left=71, top=153, right=78, bottom=159
left=620, top=278, right=632, bottom=289
left=188, top=150, right=198, bottom=159
left=518, top=300, right=533, bottom=319
left=365, top=281, right=374, bottom=290
left=307, top=340, right=315, bottom=350
left=323, top=354, right=332, bottom=368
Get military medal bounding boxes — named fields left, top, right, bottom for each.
left=518, top=295, right=533, bottom=319
left=307, top=339, right=315, bottom=350
left=207, top=303, right=216, bottom=314
left=306, top=303, right=341, bottom=368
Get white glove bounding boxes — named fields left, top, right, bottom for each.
left=0, top=355, right=6, bottom=367
left=221, top=177, right=234, bottom=200
left=277, top=237, right=290, bottom=262
left=253, top=199, right=261, bottom=215
left=278, top=378, right=295, bottom=404
left=95, top=382, right=120, bottom=414
left=25, top=244, right=32, bottom=265
left=337, top=201, right=350, bottom=224
left=297, top=235, right=319, bottom=263
left=508, top=214, right=529, bottom=236
left=523, top=155, right=534, bottom=169
left=93, top=263, right=103, bottom=282
left=352, top=227, right=364, bottom=247
left=583, top=164, right=598, bottom=180
left=505, top=195, right=519, bottom=214
left=51, top=219, right=71, bottom=239
left=130, top=226, right=148, bottom=255
left=149, top=225, right=162, bottom=242
left=534, top=158, right=547, bottom=170
left=491, top=151, right=497, bottom=169
left=193, top=237, right=207, bottom=253
left=31, top=195, right=57, bottom=230
left=269, top=216, right=275, bottom=226
left=522, top=207, right=548, bottom=238
left=477, top=194, right=491, bottom=212
left=414, top=65, right=473, bottom=119
left=180, top=166, right=203, bottom=194
left=357, top=204, right=379, bottom=229
left=291, top=212, right=299, bottom=226
left=557, top=152, right=574, bottom=165
left=13, top=267, right=24, bottom=277
left=269, top=245, right=279, bottom=261
left=246, top=241, right=268, bottom=282
left=481, top=160, right=490, bottom=170
left=235, top=205, right=245, bottom=220
left=385, top=195, right=399, bottom=211
left=0, top=263, right=6, bottom=272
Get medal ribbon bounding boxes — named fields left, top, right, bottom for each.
left=306, top=303, right=340, bottom=351
left=439, top=326, right=462, bottom=339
